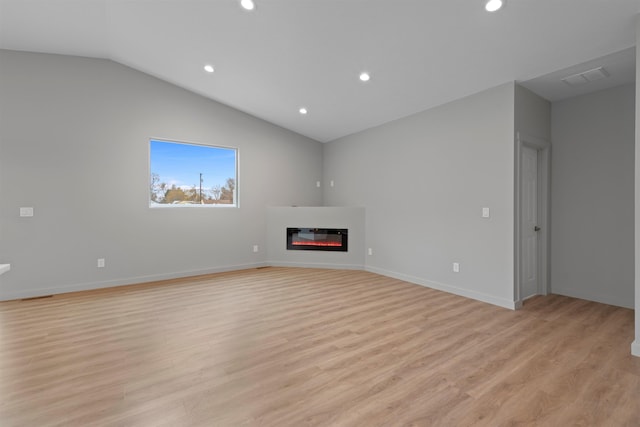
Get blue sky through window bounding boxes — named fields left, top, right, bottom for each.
left=150, top=139, right=236, bottom=189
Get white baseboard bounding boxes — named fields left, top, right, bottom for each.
left=267, top=261, right=364, bottom=270
left=365, top=266, right=517, bottom=310
left=632, top=340, right=640, bottom=357
left=0, top=262, right=269, bottom=301
left=551, top=287, right=633, bottom=309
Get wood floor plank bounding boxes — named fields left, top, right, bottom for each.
left=1, top=267, right=638, bottom=426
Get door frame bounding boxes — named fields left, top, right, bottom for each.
left=514, top=132, right=551, bottom=308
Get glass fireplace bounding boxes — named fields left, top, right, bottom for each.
left=286, top=228, right=348, bottom=252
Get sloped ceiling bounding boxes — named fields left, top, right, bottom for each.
left=1, top=0, right=639, bottom=142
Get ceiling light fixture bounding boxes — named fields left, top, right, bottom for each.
left=204, top=64, right=214, bottom=73
left=240, top=0, right=255, bottom=11
left=484, top=0, right=505, bottom=12
left=359, top=72, right=370, bottom=82
left=299, top=107, right=308, bottom=115
left=484, top=0, right=504, bottom=12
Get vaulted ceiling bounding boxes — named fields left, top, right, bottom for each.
left=1, top=0, right=638, bottom=142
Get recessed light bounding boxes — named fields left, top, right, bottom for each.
left=204, top=64, right=214, bottom=73
left=484, top=0, right=504, bottom=12
left=359, top=72, right=370, bottom=82
left=240, top=0, right=255, bottom=10
left=299, top=107, right=308, bottom=115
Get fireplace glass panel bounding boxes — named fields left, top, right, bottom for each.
left=286, top=228, right=348, bottom=252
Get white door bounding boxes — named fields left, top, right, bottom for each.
left=520, top=146, right=538, bottom=299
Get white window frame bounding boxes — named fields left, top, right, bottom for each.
left=148, top=138, right=238, bottom=208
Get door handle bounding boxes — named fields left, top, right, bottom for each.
left=534, top=226, right=541, bottom=232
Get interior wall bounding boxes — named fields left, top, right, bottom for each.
left=514, top=85, right=551, bottom=141
left=551, top=84, right=635, bottom=309
left=0, top=50, right=323, bottom=300
left=266, top=206, right=365, bottom=269
left=323, top=83, right=517, bottom=309
left=634, top=17, right=640, bottom=357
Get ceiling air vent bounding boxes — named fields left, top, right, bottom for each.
left=561, top=67, right=610, bottom=87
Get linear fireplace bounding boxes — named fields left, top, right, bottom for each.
left=287, top=228, right=348, bottom=252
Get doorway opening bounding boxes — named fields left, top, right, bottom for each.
left=514, top=132, right=551, bottom=308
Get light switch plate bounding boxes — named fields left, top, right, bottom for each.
left=482, top=207, right=490, bottom=218
left=20, top=207, right=34, bottom=217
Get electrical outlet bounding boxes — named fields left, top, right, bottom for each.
left=316, top=181, right=321, bottom=188
left=97, top=258, right=105, bottom=268
left=368, top=248, right=373, bottom=256
left=453, top=262, right=460, bottom=273
left=253, top=245, right=259, bottom=253
left=19, top=207, right=34, bottom=217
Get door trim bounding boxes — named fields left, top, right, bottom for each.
left=514, top=132, right=550, bottom=308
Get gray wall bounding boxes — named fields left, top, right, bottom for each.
left=515, top=85, right=551, bottom=141
left=551, top=84, right=635, bottom=309
left=266, top=206, right=365, bottom=269
left=323, top=83, right=517, bottom=308
left=634, top=18, right=640, bottom=357
left=0, top=50, right=323, bottom=300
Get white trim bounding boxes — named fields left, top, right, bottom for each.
left=268, top=261, right=364, bottom=270
left=0, top=262, right=268, bottom=301
left=2, top=261, right=515, bottom=310
left=0, top=264, right=10, bottom=275
left=552, top=288, right=634, bottom=310
left=632, top=340, right=640, bottom=357
left=366, top=266, right=517, bottom=310
left=514, top=132, right=551, bottom=307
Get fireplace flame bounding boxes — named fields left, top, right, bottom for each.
left=292, top=241, right=342, bottom=247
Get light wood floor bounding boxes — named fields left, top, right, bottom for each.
left=0, top=267, right=638, bottom=426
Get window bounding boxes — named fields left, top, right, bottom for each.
left=149, top=139, right=237, bottom=207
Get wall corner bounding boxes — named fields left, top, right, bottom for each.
left=634, top=14, right=640, bottom=357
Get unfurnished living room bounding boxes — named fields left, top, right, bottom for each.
left=1, top=0, right=640, bottom=426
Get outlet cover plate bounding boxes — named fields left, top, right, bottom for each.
left=20, top=207, right=34, bottom=217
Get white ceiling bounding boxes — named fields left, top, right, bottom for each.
left=519, top=47, right=636, bottom=102
left=1, top=0, right=639, bottom=142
